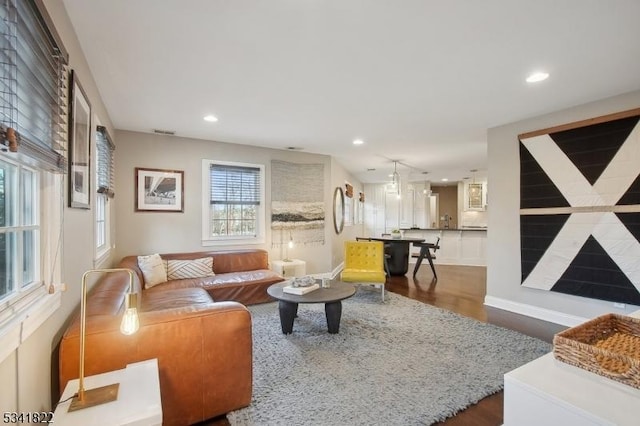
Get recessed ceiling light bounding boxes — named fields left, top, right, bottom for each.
left=203, top=114, right=218, bottom=122
left=441, top=178, right=449, bottom=182
left=353, top=139, right=364, bottom=145
left=526, top=72, right=549, bottom=83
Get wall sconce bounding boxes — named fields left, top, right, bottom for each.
left=69, top=268, right=139, bottom=412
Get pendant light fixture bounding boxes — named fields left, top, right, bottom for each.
left=422, top=171, right=430, bottom=195
left=391, top=161, right=401, bottom=198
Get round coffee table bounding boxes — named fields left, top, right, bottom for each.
left=267, top=280, right=356, bottom=334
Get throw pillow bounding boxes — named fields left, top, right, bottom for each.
left=137, top=253, right=168, bottom=289
left=166, top=257, right=215, bottom=280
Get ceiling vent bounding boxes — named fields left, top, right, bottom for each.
left=152, top=129, right=176, bottom=136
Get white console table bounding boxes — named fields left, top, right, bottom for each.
left=504, top=309, right=640, bottom=426
left=54, top=358, right=162, bottom=426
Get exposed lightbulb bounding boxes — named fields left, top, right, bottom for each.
left=288, top=239, right=294, bottom=249
left=120, top=292, right=139, bottom=335
left=120, top=307, right=139, bottom=335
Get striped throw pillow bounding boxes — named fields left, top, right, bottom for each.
left=166, top=257, right=215, bottom=280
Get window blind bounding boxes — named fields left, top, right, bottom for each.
left=210, top=164, right=260, bottom=205
left=0, top=0, right=68, bottom=172
left=96, top=125, right=114, bottom=197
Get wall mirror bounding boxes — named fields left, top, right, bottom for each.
left=333, top=186, right=344, bottom=234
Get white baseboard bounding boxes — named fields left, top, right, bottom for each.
left=484, top=296, right=588, bottom=328
left=331, top=262, right=344, bottom=280
left=306, top=263, right=343, bottom=281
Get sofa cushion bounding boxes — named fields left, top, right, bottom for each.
left=141, top=287, right=214, bottom=312
left=166, top=257, right=215, bottom=280
left=137, top=254, right=167, bottom=288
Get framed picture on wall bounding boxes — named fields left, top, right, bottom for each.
left=68, top=70, right=91, bottom=209
left=135, top=167, right=184, bottom=212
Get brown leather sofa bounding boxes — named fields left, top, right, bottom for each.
left=59, top=249, right=283, bottom=425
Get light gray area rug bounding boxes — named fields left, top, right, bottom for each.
left=227, top=290, right=551, bottom=426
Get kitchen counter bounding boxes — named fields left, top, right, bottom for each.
left=402, top=228, right=486, bottom=266
left=401, top=227, right=487, bottom=231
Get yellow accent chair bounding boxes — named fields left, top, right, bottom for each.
left=341, top=240, right=387, bottom=301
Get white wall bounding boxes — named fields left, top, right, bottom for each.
left=329, top=157, right=365, bottom=272
left=114, top=130, right=362, bottom=275
left=486, top=90, right=640, bottom=326
left=0, top=0, right=117, bottom=414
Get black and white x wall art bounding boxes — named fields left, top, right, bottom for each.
left=519, top=108, right=640, bottom=305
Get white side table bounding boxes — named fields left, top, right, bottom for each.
left=504, top=353, right=640, bottom=425
left=54, top=358, right=162, bottom=426
left=271, top=259, right=306, bottom=278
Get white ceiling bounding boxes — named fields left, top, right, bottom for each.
left=62, top=0, right=640, bottom=184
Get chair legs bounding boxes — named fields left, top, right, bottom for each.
left=355, top=283, right=385, bottom=301
left=413, top=246, right=437, bottom=280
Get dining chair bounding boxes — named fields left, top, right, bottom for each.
left=341, top=240, right=387, bottom=301
left=412, top=237, right=440, bottom=279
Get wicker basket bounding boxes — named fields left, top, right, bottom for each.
left=553, top=313, right=640, bottom=389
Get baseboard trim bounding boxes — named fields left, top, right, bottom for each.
left=484, top=295, right=588, bottom=327
left=331, top=262, right=344, bottom=280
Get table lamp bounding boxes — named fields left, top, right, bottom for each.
left=68, top=268, right=139, bottom=412
left=284, top=231, right=294, bottom=261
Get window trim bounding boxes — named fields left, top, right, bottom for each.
left=0, top=0, right=66, bottom=363
left=94, top=121, right=113, bottom=264
left=201, top=159, right=266, bottom=246
left=0, top=167, right=62, bottom=364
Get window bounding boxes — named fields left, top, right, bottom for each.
left=95, top=125, right=114, bottom=259
left=0, top=0, right=66, bottom=360
left=0, top=159, right=39, bottom=299
left=202, top=160, right=265, bottom=245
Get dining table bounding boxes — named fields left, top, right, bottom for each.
left=365, top=236, right=425, bottom=276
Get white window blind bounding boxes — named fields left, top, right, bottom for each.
left=209, top=163, right=261, bottom=237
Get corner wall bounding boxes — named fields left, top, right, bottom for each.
left=486, top=90, right=640, bottom=326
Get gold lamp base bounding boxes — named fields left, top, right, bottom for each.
left=68, top=383, right=119, bottom=412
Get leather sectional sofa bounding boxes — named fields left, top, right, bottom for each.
left=59, top=249, right=283, bottom=425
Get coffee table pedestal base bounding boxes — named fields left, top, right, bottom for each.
left=278, top=300, right=343, bottom=334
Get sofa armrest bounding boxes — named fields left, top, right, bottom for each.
left=59, top=301, right=252, bottom=425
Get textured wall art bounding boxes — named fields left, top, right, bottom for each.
left=519, top=108, right=640, bottom=304
left=271, top=160, right=325, bottom=246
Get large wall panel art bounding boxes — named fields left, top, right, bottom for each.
left=519, top=108, right=640, bottom=305
left=271, top=160, right=325, bottom=247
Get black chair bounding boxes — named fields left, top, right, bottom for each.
left=412, top=237, right=440, bottom=279
left=380, top=236, right=393, bottom=277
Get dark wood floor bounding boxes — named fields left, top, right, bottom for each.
left=202, top=264, right=503, bottom=426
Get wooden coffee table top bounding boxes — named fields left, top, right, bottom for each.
left=267, top=280, right=356, bottom=304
